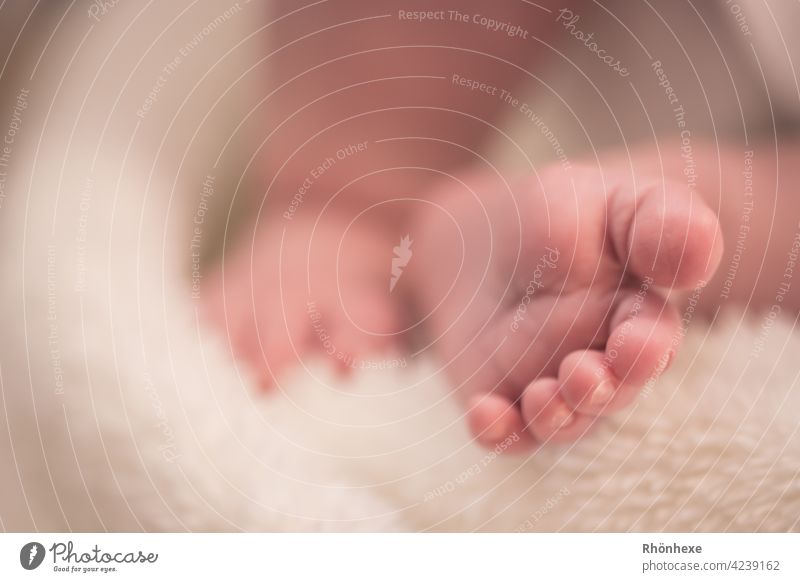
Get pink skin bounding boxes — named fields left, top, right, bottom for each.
left=202, top=0, right=566, bottom=390
left=203, top=0, right=555, bottom=387
left=414, top=139, right=800, bottom=451
left=203, top=210, right=404, bottom=388
left=201, top=0, right=800, bottom=450
left=409, top=162, right=722, bottom=451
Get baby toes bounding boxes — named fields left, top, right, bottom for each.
left=559, top=291, right=678, bottom=414
left=605, top=289, right=679, bottom=387
left=613, top=179, right=723, bottom=289
left=466, top=393, right=536, bottom=451
left=521, top=378, right=595, bottom=443
left=555, top=289, right=678, bottom=417
left=558, top=349, right=627, bottom=415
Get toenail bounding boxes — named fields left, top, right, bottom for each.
left=549, top=406, right=574, bottom=430
left=589, top=381, right=615, bottom=406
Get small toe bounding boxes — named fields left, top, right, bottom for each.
left=607, top=289, right=679, bottom=386
left=521, top=378, right=595, bottom=443
left=558, top=349, right=627, bottom=415
left=466, top=393, right=535, bottom=452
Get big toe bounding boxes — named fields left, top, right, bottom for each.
left=616, top=180, right=723, bottom=289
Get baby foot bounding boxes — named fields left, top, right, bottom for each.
left=410, top=162, right=722, bottom=450
left=202, top=210, right=404, bottom=389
